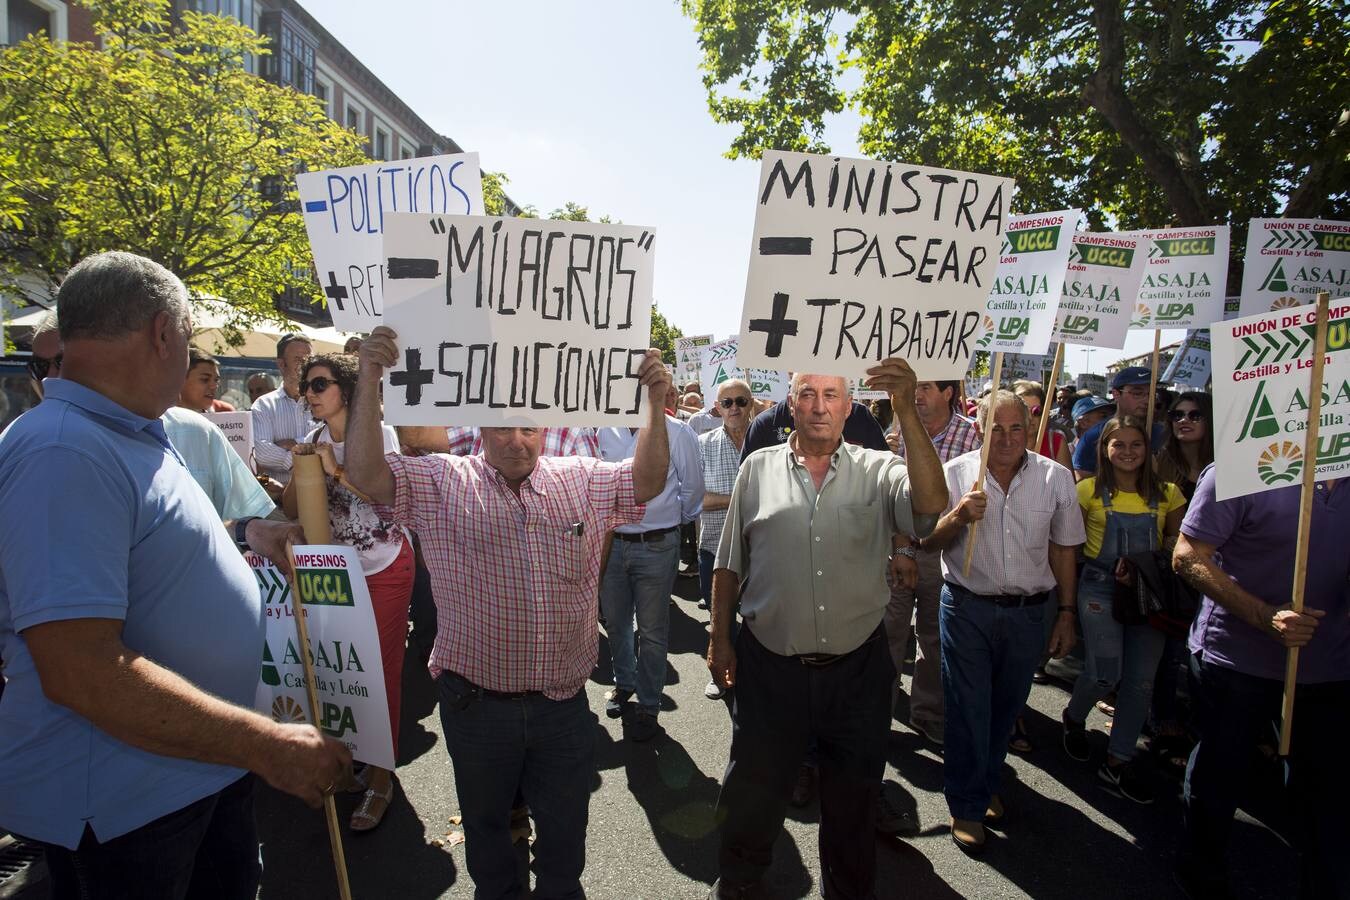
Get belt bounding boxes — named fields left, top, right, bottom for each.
left=614, top=525, right=679, bottom=543
left=944, top=581, right=1049, bottom=608
left=795, top=626, right=883, bottom=667
left=447, top=671, right=544, bottom=701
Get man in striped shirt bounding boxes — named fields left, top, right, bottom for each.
left=250, top=334, right=316, bottom=484
left=344, top=326, right=672, bottom=900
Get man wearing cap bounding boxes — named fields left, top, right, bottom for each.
left=1071, top=367, right=1165, bottom=480
left=251, top=333, right=315, bottom=484
left=1070, top=395, right=1115, bottom=452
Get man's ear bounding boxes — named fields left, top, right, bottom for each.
left=149, top=310, right=175, bottom=359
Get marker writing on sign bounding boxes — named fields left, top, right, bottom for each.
left=322, top=161, right=473, bottom=235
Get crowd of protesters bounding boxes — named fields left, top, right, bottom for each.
left=0, top=251, right=1345, bottom=900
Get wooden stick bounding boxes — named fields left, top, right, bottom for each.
left=1035, top=342, right=1065, bottom=455
left=963, top=352, right=1004, bottom=576
left=1279, top=291, right=1332, bottom=757
left=1144, top=329, right=1162, bottom=439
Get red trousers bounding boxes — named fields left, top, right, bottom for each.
left=365, top=540, right=415, bottom=761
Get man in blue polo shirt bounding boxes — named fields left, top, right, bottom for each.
left=0, top=251, right=350, bottom=900
left=1071, top=366, right=1165, bottom=479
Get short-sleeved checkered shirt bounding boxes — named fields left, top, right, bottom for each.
left=891, top=412, right=981, bottom=464
left=698, top=427, right=743, bottom=554
left=380, top=453, right=643, bottom=699
left=443, top=426, right=599, bottom=458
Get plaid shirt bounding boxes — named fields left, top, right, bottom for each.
left=891, top=412, right=981, bottom=464
left=697, top=427, right=743, bottom=554
left=443, top=427, right=599, bottom=458
left=381, top=453, right=643, bottom=699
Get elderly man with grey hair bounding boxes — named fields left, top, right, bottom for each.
left=921, top=389, right=1082, bottom=854
left=25, top=309, right=62, bottom=401
left=0, top=251, right=350, bottom=899
left=706, top=359, right=946, bottom=900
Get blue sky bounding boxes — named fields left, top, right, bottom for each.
left=302, top=0, right=1181, bottom=378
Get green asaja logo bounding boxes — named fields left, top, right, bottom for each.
left=1260, top=259, right=1290, bottom=293
left=1237, top=381, right=1280, bottom=441
left=1257, top=441, right=1303, bottom=486
left=1007, top=225, right=1060, bottom=254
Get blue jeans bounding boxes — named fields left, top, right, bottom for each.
left=1066, top=564, right=1165, bottom=761
left=34, top=774, right=260, bottom=900
left=939, top=583, right=1047, bottom=821
left=698, top=548, right=715, bottom=604
left=437, top=672, right=595, bottom=900
left=600, top=529, right=679, bottom=711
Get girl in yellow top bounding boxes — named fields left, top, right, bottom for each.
left=1061, top=416, right=1186, bottom=805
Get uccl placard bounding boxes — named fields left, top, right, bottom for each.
left=676, top=334, right=713, bottom=384
left=1051, top=232, right=1148, bottom=349
left=1238, top=218, right=1350, bottom=318
left=296, top=154, right=484, bottom=331
left=1212, top=298, right=1350, bottom=500
left=380, top=213, right=656, bottom=427
left=1134, top=226, right=1230, bottom=329
left=737, top=150, right=1011, bottom=380
left=250, top=546, right=394, bottom=770
left=979, top=210, right=1078, bottom=355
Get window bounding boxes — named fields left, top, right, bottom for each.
left=374, top=128, right=388, bottom=161
left=345, top=104, right=362, bottom=134
left=313, top=79, right=330, bottom=117
left=5, top=0, right=66, bottom=43
left=277, top=23, right=314, bottom=95
left=401, top=143, right=414, bottom=160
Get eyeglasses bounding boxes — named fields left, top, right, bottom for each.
left=1168, top=409, right=1205, bottom=423
left=301, top=376, right=335, bottom=395
left=27, top=354, right=62, bottom=381
left=719, top=396, right=751, bottom=409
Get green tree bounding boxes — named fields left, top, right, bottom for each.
left=0, top=0, right=367, bottom=326
left=683, top=0, right=1348, bottom=234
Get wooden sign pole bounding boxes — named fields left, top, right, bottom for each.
left=963, top=352, right=1004, bottom=576
left=1279, top=291, right=1331, bottom=756
left=1144, top=329, right=1162, bottom=438
left=1035, top=342, right=1065, bottom=454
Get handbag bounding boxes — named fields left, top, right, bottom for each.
left=1111, top=549, right=1201, bottom=637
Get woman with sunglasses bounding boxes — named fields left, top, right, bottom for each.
left=1155, top=392, right=1213, bottom=501
left=1061, top=416, right=1187, bottom=804
left=281, top=353, right=413, bottom=832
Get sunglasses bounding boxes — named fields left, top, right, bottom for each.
left=301, top=376, right=336, bottom=395
left=719, top=396, right=751, bottom=409
left=1168, top=409, right=1204, bottom=423
left=27, top=354, right=62, bottom=381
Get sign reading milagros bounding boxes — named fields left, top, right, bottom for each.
left=1051, top=232, right=1149, bottom=349
left=1212, top=299, right=1350, bottom=501
left=978, top=210, right=1078, bottom=355
left=738, top=150, right=1011, bottom=379
left=250, top=546, right=394, bottom=770
left=380, top=213, right=656, bottom=427
left=296, top=154, right=485, bottom=331
left=1238, top=218, right=1350, bottom=318
left=1133, top=225, right=1230, bottom=329
left=699, top=337, right=788, bottom=402
left=204, top=411, right=253, bottom=472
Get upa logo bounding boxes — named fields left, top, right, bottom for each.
left=1257, top=441, right=1303, bottom=486
left=1130, top=304, right=1152, bottom=328
left=1155, top=302, right=1195, bottom=323
left=1007, top=225, right=1060, bottom=254
left=1060, top=315, right=1099, bottom=336
left=320, top=702, right=359, bottom=738
left=995, top=316, right=1030, bottom=343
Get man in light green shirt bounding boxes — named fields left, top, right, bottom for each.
left=706, top=359, right=944, bottom=900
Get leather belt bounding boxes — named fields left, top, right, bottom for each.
left=614, top=525, right=679, bottom=543
left=945, top=581, right=1049, bottom=608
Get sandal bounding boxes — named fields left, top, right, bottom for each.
left=350, top=782, right=394, bottom=833
left=342, top=764, right=370, bottom=795
left=1008, top=716, right=1033, bottom=754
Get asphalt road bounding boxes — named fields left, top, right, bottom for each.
left=242, top=574, right=1297, bottom=900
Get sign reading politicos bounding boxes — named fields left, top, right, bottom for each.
left=1211, top=298, right=1350, bottom=500
left=979, top=209, right=1078, bottom=355
left=380, top=213, right=656, bottom=427
left=737, top=150, right=1011, bottom=379
left=296, top=154, right=484, bottom=331
left=1051, top=232, right=1149, bottom=349
left=1238, top=218, right=1350, bottom=318
left=1133, top=225, right=1230, bottom=329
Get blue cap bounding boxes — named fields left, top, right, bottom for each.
left=1111, top=366, right=1153, bottom=389
left=1072, top=395, right=1115, bottom=421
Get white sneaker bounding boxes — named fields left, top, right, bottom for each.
left=704, top=680, right=726, bottom=700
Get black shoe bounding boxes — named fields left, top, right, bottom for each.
left=630, top=708, right=661, bottom=742
left=604, top=687, right=632, bottom=719
left=697, top=598, right=710, bottom=610
left=789, top=763, right=815, bottom=808
left=875, top=785, right=920, bottom=837
left=1098, top=760, right=1155, bottom=804
left=1062, top=711, right=1091, bottom=762
left=707, top=878, right=765, bottom=900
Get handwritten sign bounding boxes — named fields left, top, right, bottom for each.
left=699, top=337, right=788, bottom=401
left=380, top=213, right=656, bottom=427
left=978, top=210, right=1079, bottom=355
left=296, top=154, right=484, bottom=331
left=204, top=411, right=253, bottom=472
left=1238, top=218, right=1350, bottom=318
left=737, top=150, right=1011, bottom=379
left=675, top=334, right=713, bottom=385
left=250, top=546, right=394, bottom=769
left=1211, top=298, right=1350, bottom=500
left=1051, top=232, right=1149, bottom=349
left=1132, top=226, right=1230, bottom=330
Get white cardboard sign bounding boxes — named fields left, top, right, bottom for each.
left=1161, top=330, right=1213, bottom=387
left=979, top=210, right=1078, bottom=355
left=675, top=334, right=713, bottom=384
left=380, top=213, right=656, bottom=427
left=1133, top=226, right=1231, bottom=330
left=204, top=411, right=253, bottom=472
left=737, top=150, right=1011, bottom=379
left=296, top=154, right=484, bottom=331
left=1238, top=218, right=1350, bottom=319
left=1051, top=232, right=1149, bottom=349
left=250, top=546, right=394, bottom=770
left=699, top=337, right=789, bottom=402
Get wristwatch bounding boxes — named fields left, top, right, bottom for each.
left=892, top=546, right=918, bottom=560
left=233, top=516, right=259, bottom=549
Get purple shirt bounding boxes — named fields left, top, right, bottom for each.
left=1183, top=465, right=1350, bottom=683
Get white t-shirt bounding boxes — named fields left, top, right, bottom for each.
left=307, top=423, right=407, bottom=576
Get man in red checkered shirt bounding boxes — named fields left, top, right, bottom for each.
left=345, top=327, right=672, bottom=900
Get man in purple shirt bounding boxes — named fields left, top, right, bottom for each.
left=1172, top=464, right=1349, bottom=899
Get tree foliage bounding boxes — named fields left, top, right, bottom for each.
left=0, top=0, right=367, bottom=326
left=684, top=0, right=1348, bottom=232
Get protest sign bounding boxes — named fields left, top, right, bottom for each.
left=737, top=150, right=1011, bottom=380
left=1001, top=352, right=1054, bottom=382
left=296, top=154, right=484, bottom=331
left=675, top=334, right=713, bottom=385
left=1211, top=297, right=1350, bottom=500
left=250, top=546, right=394, bottom=770
left=1134, top=226, right=1231, bottom=329
left=1239, top=218, right=1350, bottom=318
left=204, top=411, right=253, bottom=471
left=1051, top=232, right=1149, bottom=349
left=1076, top=373, right=1108, bottom=395
left=979, top=210, right=1078, bottom=355
left=700, top=337, right=789, bottom=402
left=1161, top=330, right=1213, bottom=387
left=379, top=213, right=656, bottom=427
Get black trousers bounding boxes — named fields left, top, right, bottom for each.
left=716, top=624, right=894, bottom=899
